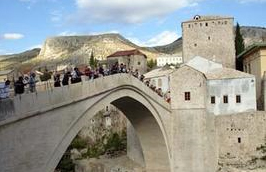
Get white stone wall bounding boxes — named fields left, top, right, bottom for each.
left=157, top=56, right=183, bottom=67
left=148, top=76, right=170, bottom=93
left=182, top=17, right=235, bottom=68
left=207, top=77, right=257, bottom=115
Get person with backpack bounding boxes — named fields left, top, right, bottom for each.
left=71, top=67, right=82, bottom=84
left=28, top=72, right=36, bottom=93
left=62, top=72, right=70, bottom=86
left=54, top=73, right=61, bottom=87
left=15, top=76, right=25, bottom=95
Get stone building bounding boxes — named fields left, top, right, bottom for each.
left=170, top=56, right=264, bottom=166
left=143, top=65, right=174, bottom=94
left=182, top=15, right=235, bottom=68
left=157, top=55, right=182, bottom=67
left=171, top=56, right=256, bottom=115
left=106, top=49, right=147, bottom=74
left=237, top=43, right=266, bottom=110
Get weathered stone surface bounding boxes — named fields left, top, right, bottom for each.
left=70, top=148, right=82, bottom=160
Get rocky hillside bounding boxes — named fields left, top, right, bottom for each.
left=152, top=37, right=182, bottom=55
left=0, top=48, right=40, bottom=70
left=38, top=33, right=160, bottom=61
left=1, top=26, right=265, bottom=71
left=240, top=26, right=266, bottom=47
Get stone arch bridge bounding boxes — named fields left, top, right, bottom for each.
left=0, top=74, right=217, bottom=172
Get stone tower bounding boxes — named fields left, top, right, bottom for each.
left=182, top=15, right=235, bottom=68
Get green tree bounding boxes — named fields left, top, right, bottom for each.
left=235, top=22, right=245, bottom=71
left=147, top=59, right=157, bottom=69
left=89, top=51, right=95, bottom=67
left=89, top=51, right=98, bottom=68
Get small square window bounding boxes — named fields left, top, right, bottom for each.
left=185, top=92, right=190, bottom=101
left=236, top=95, right=241, bottom=103
left=223, top=95, right=228, bottom=104
left=211, top=96, right=215, bottom=104
left=194, top=43, right=197, bottom=47
left=208, top=36, right=211, bottom=40
left=138, top=62, right=141, bottom=65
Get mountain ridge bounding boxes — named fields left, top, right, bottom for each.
left=0, top=26, right=265, bottom=71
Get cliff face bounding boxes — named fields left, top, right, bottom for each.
left=38, top=34, right=160, bottom=62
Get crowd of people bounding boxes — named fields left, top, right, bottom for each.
left=0, top=72, right=37, bottom=98
left=52, top=63, right=142, bottom=88
left=0, top=62, right=170, bottom=103
left=144, top=80, right=171, bottom=103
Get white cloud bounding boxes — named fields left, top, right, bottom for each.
left=129, top=31, right=179, bottom=47
left=29, top=44, right=42, bottom=49
left=58, top=31, right=78, bottom=36
left=1, top=33, right=24, bottom=40
left=71, top=0, right=203, bottom=24
left=90, top=30, right=120, bottom=35
left=146, top=31, right=179, bottom=46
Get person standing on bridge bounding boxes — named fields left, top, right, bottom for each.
left=28, top=72, right=37, bottom=93
left=0, top=80, right=11, bottom=99
left=14, top=76, right=25, bottom=95
left=62, top=72, right=70, bottom=86
left=54, top=74, right=61, bottom=87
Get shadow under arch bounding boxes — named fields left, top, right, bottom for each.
left=46, top=87, right=171, bottom=172
left=112, top=96, right=171, bottom=172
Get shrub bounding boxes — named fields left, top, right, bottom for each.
left=104, top=132, right=126, bottom=152
left=40, top=72, right=51, bottom=81
left=86, top=143, right=104, bottom=158
left=69, top=136, right=87, bottom=150
left=56, top=151, right=75, bottom=172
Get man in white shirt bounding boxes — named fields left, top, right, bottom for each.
left=0, top=80, right=11, bottom=99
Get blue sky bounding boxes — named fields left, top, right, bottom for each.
left=0, top=0, right=265, bottom=55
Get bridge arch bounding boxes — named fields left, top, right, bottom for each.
left=45, top=86, right=171, bottom=172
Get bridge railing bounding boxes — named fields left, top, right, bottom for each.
left=0, top=73, right=170, bottom=122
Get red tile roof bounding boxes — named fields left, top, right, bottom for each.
left=107, top=49, right=147, bottom=58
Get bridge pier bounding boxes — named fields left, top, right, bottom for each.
left=171, top=109, right=217, bottom=172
